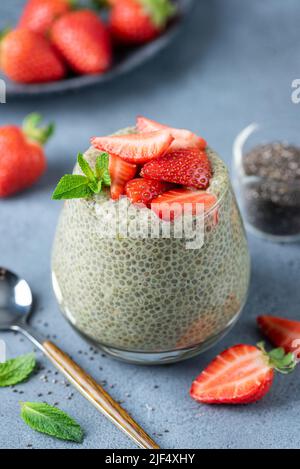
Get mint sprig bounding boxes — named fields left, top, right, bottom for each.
left=52, top=153, right=111, bottom=200
left=20, top=402, right=84, bottom=443
left=0, top=353, right=36, bottom=387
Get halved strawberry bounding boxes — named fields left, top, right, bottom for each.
left=151, top=188, right=217, bottom=221
left=125, top=178, right=170, bottom=205
left=91, top=130, right=174, bottom=164
left=109, top=154, right=137, bottom=200
left=257, top=315, right=300, bottom=359
left=141, top=148, right=212, bottom=190
left=136, top=116, right=207, bottom=150
left=190, top=343, right=296, bottom=405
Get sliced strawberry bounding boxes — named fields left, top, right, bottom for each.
left=109, top=154, right=137, bottom=200
left=125, top=178, right=170, bottom=206
left=136, top=116, right=207, bottom=150
left=141, top=148, right=212, bottom=190
left=151, top=188, right=217, bottom=221
left=91, top=130, right=174, bottom=164
left=190, top=344, right=296, bottom=405
left=257, top=315, right=300, bottom=359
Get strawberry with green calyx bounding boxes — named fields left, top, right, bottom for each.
left=258, top=315, right=300, bottom=359
left=50, top=10, right=112, bottom=75
left=0, top=29, right=66, bottom=84
left=18, top=0, right=76, bottom=35
left=109, top=0, right=176, bottom=45
left=190, top=343, right=296, bottom=405
left=0, top=113, right=54, bottom=197
left=52, top=153, right=111, bottom=200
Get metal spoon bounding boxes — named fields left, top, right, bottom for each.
left=0, top=267, right=159, bottom=449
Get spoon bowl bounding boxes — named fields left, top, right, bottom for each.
left=0, top=268, right=32, bottom=330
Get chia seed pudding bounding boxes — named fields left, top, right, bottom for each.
left=52, top=123, right=250, bottom=364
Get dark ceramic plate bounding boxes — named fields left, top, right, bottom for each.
left=1, top=0, right=194, bottom=98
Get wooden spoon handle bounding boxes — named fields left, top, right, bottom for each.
left=43, top=340, right=159, bottom=449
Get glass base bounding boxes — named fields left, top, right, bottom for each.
left=78, top=313, right=241, bottom=365
left=245, top=221, right=300, bottom=243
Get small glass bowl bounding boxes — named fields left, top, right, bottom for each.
left=233, top=122, right=300, bottom=242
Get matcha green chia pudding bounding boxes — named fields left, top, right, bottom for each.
left=52, top=117, right=250, bottom=364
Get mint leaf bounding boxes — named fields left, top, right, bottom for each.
left=53, top=153, right=111, bottom=200
left=78, top=153, right=96, bottom=181
left=95, top=153, right=111, bottom=186
left=52, top=175, right=93, bottom=200
left=89, top=179, right=103, bottom=194
left=0, top=353, right=36, bottom=387
left=20, top=402, right=84, bottom=443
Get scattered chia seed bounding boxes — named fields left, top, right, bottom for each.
left=242, top=142, right=300, bottom=237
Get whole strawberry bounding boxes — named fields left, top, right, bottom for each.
left=19, top=0, right=74, bottom=35
left=0, top=114, right=54, bottom=197
left=51, top=10, right=112, bottom=75
left=109, top=0, right=176, bottom=45
left=0, top=29, right=66, bottom=84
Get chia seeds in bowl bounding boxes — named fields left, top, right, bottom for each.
left=233, top=123, right=300, bottom=242
left=52, top=122, right=250, bottom=364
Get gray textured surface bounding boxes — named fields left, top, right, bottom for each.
left=0, top=0, right=300, bottom=450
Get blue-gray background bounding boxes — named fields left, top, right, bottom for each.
left=0, top=0, right=299, bottom=449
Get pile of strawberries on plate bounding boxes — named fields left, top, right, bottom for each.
left=0, top=0, right=176, bottom=85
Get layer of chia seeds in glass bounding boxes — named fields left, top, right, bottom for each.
left=243, top=142, right=300, bottom=236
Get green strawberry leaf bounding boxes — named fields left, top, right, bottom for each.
left=22, top=113, right=55, bottom=146
left=52, top=175, right=93, bottom=200
left=0, top=353, right=36, bottom=387
left=140, top=0, right=176, bottom=29
left=20, top=402, right=84, bottom=443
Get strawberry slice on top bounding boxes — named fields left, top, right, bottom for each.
left=91, top=130, right=174, bottom=164
left=257, top=315, right=300, bottom=359
left=125, top=178, right=170, bottom=206
left=141, top=148, right=212, bottom=190
left=190, top=343, right=296, bottom=405
left=136, top=116, right=207, bottom=150
left=151, top=188, right=217, bottom=221
left=109, top=154, right=137, bottom=200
